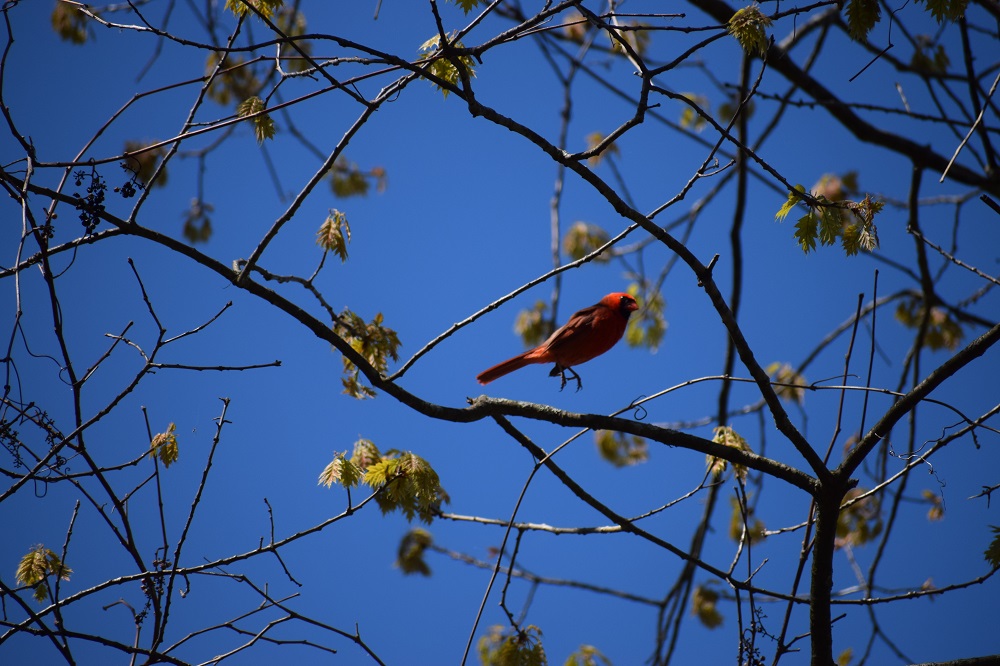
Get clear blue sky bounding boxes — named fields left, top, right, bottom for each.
left=2, top=1, right=999, bottom=664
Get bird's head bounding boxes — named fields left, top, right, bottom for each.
left=603, top=292, right=639, bottom=317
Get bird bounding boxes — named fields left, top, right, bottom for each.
left=476, top=292, right=639, bottom=391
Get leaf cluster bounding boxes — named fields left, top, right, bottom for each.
left=478, top=624, right=547, bottom=666
left=835, top=488, right=883, bottom=548
left=894, top=299, right=964, bottom=351
left=205, top=53, right=262, bottom=106
left=985, top=526, right=1000, bottom=569
left=691, top=583, right=724, bottom=629
left=182, top=198, right=214, bottom=244
left=319, top=439, right=449, bottom=524
left=396, top=528, right=433, bottom=576
left=334, top=310, right=401, bottom=399
left=15, top=545, right=72, bottom=603
left=225, top=0, right=283, bottom=20
left=729, top=496, right=767, bottom=545
left=562, top=221, right=612, bottom=262
left=608, top=21, right=651, bottom=58
left=595, top=430, right=648, bottom=467
left=316, top=209, right=351, bottom=261
left=51, top=4, right=88, bottom=44
left=564, top=645, right=613, bottom=666
left=122, top=141, right=168, bottom=189
left=418, top=33, right=477, bottom=98
left=766, top=362, right=807, bottom=405
left=150, top=423, right=180, bottom=468
left=329, top=157, right=386, bottom=198
left=727, top=4, right=772, bottom=57
left=775, top=184, right=881, bottom=256
left=584, top=132, right=620, bottom=168
left=236, top=96, right=276, bottom=144
left=624, top=283, right=666, bottom=352
left=708, top=426, right=751, bottom=483
left=515, top=300, right=552, bottom=349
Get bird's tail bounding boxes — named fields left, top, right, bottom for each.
left=476, top=351, right=536, bottom=385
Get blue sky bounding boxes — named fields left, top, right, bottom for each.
left=2, top=1, right=999, bottom=664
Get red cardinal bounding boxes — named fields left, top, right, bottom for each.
left=477, top=292, right=639, bottom=391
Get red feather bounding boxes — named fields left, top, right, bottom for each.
left=476, top=292, right=639, bottom=388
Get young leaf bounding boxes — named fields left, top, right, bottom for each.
left=836, top=488, right=883, bottom=548
left=729, top=495, right=767, bottom=544
left=316, top=209, right=351, bottom=261
left=624, top=282, right=667, bottom=352
left=334, top=309, right=401, bottom=399
left=418, top=33, right=477, bottom=98
left=15, top=545, right=72, bottom=603
left=844, top=0, right=881, bottom=41
left=709, top=426, right=751, bottom=482
left=562, top=221, right=611, bottom=262
left=584, top=132, right=620, bottom=167
left=225, top=0, right=283, bottom=20
left=691, top=583, right=724, bottom=629
left=396, top=528, right=433, bottom=576
left=775, top=186, right=806, bottom=222
left=794, top=210, right=818, bottom=253
left=595, top=430, right=648, bottom=467
left=727, top=4, right=773, bottom=57
left=922, top=489, right=944, bottom=521
left=515, top=300, right=551, bottom=348
left=564, top=644, right=613, bottom=666
left=985, top=526, right=1000, bottom=569
left=450, top=0, right=481, bottom=14
left=236, top=96, right=276, bottom=144
left=478, top=625, right=546, bottom=666
left=150, top=423, right=179, bottom=468
left=766, top=361, right=807, bottom=404
left=318, top=451, right=362, bottom=488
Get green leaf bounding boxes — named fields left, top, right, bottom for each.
left=766, top=361, right=807, bottom=405
left=595, top=430, right=648, bottom=467
left=515, top=301, right=551, bottom=348
left=562, top=221, right=611, bottom=262
left=794, top=210, right=818, bottom=253
left=15, top=545, right=72, bottom=603
left=564, top=644, right=613, bottom=666
left=450, top=0, right=481, bottom=14
left=225, top=0, right=283, bottom=19
left=818, top=205, right=843, bottom=247
left=583, top=132, right=620, bottom=167
left=727, top=4, right=773, bottom=56
left=918, top=0, right=968, bottom=22
left=334, top=309, right=401, bottom=399
left=479, top=625, right=547, bottom=666
left=150, top=423, right=179, bottom=468
left=396, top=528, right=433, bottom=576
left=624, top=283, right=666, bottom=352
left=836, top=488, right=883, bottom=548
left=358, top=450, right=449, bottom=524
left=844, top=0, right=881, bottom=41
left=418, top=33, right=477, bottom=98
left=691, top=583, right=724, bottom=629
left=677, top=93, right=709, bottom=132
left=985, top=526, right=1000, bottom=568
left=316, top=209, right=351, bottom=261
left=318, top=451, right=362, bottom=488
left=729, top=495, right=767, bottom=544
left=236, top=96, right=276, bottom=144
left=708, top=426, right=751, bottom=483
left=775, top=185, right=806, bottom=222
left=51, top=4, right=88, bottom=44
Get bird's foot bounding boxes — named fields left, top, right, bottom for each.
left=556, top=366, right=582, bottom=392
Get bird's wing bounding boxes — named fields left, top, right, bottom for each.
left=540, top=304, right=603, bottom=353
